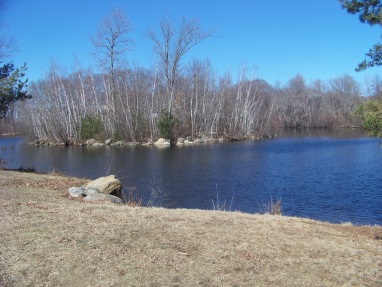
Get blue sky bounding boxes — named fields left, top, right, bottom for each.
left=1, top=0, right=381, bottom=87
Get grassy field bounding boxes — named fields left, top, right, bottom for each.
left=0, top=170, right=381, bottom=287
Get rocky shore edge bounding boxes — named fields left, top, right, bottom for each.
left=29, top=134, right=277, bottom=147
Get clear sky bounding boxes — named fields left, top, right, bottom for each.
left=1, top=0, right=381, bottom=87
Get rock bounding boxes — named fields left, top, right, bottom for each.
left=85, top=175, right=122, bottom=196
left=86, top=139, right=97, bottom=145
left=92, top=142, right=105, bottom=146
left=68, top=187, right=86, bottom=197
left=83, top=193, right=123, bottom=205
left=194, top=138, right=202, bottom=143
left=177, top=137, right=185, bottom=144
left=69, top=175, right=123, bottom=203
left=126, top=142, right=139, bottom=146
left=82, top=187, right=100, bottom=196
left=105, top=139, right=112, bottom=145
left=154, top=138, right=166, bottom=145
left=141, top=139, right=153, bottom=146
left=68, top=186, right=100, bottom=197
left=110, top=140, right=126, bottom=146
left=162, top=141, right=171, bottom=146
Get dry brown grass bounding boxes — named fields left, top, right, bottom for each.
left=0, top=170, right=381, bottom=286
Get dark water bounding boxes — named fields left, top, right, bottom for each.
left=1, top=129, right=381, bottom=225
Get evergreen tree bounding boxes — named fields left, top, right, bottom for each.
left=354, top=98, right=382, bottom=136
left=340, top=0, right=382, bottom=71
left=157, top=111, right=179, bottom=140
left=341, top=1, right=382, bottom=136
left=0, top=62, right=31, bottom=118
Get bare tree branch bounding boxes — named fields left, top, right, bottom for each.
left=91, top=7, right=134, bottom=73
left=145, top=16, right=212, bottom=113
left=90, top=7, right=134, bottom=133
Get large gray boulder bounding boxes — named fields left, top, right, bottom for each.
left=68, top=186, right=101, bottom=197
left=85, top=175, right=122, bottom=196
left=81, top=187, right=101, bottom=196
left=68, top=187, right=86, bottom=197
left=68, top=175, right=123, bottom=204
left=83, top=193, right=123, bottom=204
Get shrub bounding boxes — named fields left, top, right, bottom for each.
left=157, top=111, right=179, bottom=140
left=211, top=184, right=235, bottom=212
left=122, top=176, right=166, bottom=207
left=122, top=187, right=143, bottom=207
left=80, top=116, right=104, bottom=140
left=261, top=196, right=282, bottom=215
left=354, top=99, right=382, bottom=137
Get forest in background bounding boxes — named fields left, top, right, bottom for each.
left=2, top=5, right=382, bottom=142
left=14, top=62, right=377, bottom=144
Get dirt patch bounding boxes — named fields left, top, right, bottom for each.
left=0, top=170, right=381, bottom=286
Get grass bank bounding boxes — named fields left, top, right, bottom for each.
left=0, top=170, right=381, bottom=286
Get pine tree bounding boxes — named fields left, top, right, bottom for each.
left=0, top=62, right=31, bottom=118
left=340, top=0, right=382, bottom=71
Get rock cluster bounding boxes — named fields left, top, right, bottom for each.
left=175, top=136, right=222, bottom=145
left=30, top=134, right=277, bottom=147
left=68, top=175, right=123, bottom=205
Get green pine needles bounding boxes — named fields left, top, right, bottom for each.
left=354, top=98, right=382, bottom=137
left=80, top=115, right=104, bottom=139
left=157, top=111, right=179, bottom=140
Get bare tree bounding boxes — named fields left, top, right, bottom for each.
left=0, top=29, right=14, bottom=60
left=276, top=74, right=310, bottom=128
left=328, top=74, right=361, bottom=125
left=364, top=74, right=382, bottom=99
left=0, top=0, right=15, bottom=60
left=91, top=7, right=134, bottom=132
left=146, top=16, right=212, bottom=114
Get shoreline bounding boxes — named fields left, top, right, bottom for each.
left=1, top=166, right=380, bottom=227
left=1, top=169, right=381, bottom=286
left=1, top=168, right=381, bottom=228
left=1, top=126, right=368, bottom=147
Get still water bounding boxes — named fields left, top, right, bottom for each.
left=1, top=129, right=381, bottom=225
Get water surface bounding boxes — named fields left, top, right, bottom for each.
left=1, top=129, right=381, bottom=225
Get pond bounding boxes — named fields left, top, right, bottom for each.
left=1, top=128, right=381, bottom=225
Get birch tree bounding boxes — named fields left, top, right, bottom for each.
left=146, top=16, right=212, bottom=114
left=91, top=7, right=134, bottom=133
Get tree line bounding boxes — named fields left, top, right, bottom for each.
left=18, top=61, right=369, bottom=143
left=2, top=2, right=382, bottom=140
left=14, top=9, right=367, bottom=143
